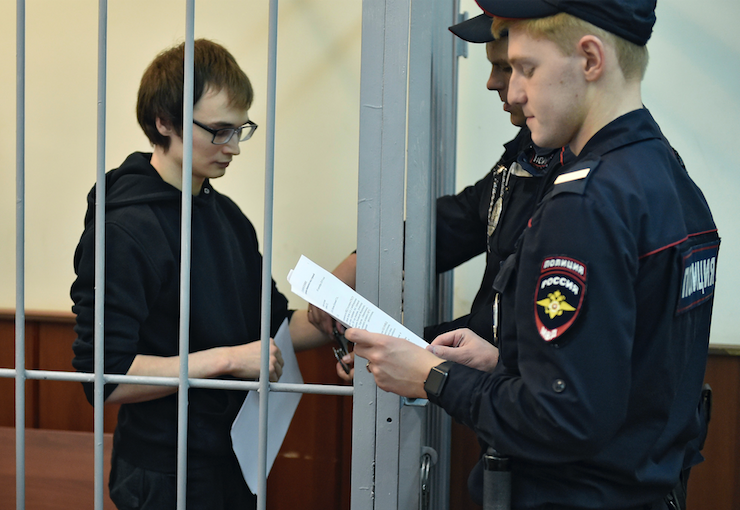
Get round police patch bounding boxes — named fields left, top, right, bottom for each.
left=535, top=257, right=587, bottom=342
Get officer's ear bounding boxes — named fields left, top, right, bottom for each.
left=576, top=35, right=606, bottom=83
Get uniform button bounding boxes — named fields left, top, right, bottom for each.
left=552, top=379, right=566, bottom=393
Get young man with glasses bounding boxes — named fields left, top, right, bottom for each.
left=71, top=39, right=330, bottom=509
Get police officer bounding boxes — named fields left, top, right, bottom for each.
left=348, top=1, right=719, bottom=508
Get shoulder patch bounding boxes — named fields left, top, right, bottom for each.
left=535, top=256, right=587, bottom=342
left=676, top=241, right=720, bottom=315
left=548, top=156, right=601, bottom=199
left=554, top=168, right=590, bottom=184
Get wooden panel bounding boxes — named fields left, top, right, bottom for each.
left=0, top=320, right=37, bottom=428
left=450, top=421, right=483, bottom=510
left=0, top=426, right=114, bottom=510
left=36, top=322, right=119, bottom=433
left=687, top=354, right=740, bottom=509
left=267, top=344, right=351, bottom=509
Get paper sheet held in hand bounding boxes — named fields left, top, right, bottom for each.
left=287, top=255, right=426, bottom=347
left=230, top=319, right=302, bottom=494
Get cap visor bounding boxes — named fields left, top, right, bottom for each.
left=448, top=13, right=494, bottom=43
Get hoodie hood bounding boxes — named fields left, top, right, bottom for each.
left=83, top=152, right=191, bottom=227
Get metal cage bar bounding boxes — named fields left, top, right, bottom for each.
left=256, top=1, right=280, bottom=508
left=0, top=368, right=353, bottom=395
left=15, top=1, right=26, bottom=509
left=424, top=3, right=462, bottom=508
left=175, top=4, right=195, bottom=508
left=373, top=0, right=411, bottom=504
left=352, top=0, right=387, bottom=508
left=92, top=1, right=108, bottom=508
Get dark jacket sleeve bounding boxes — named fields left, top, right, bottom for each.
left=71, top=221, right=172, bottom=403
left=435, top=171, right=493, bottom=273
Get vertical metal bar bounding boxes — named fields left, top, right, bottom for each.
left=374, top=0, right=410, bottom=507
left=432, top=0, right=459, bottom=326
left=15, top=1, right=26, bottom=509
left=355, top=0, right=411, bottom=508
left=425, top=2, right=461, bottom=508
left=398, top=2, right=434, bottom=508
left=93, top=2, right=108, bottom=509
left=257, top=1, right=279, bottom=509
left=405, top=0, right=433, bottom=344
left=176, top=2, right=195, bottom=509
left=353, top=1, right=386, bottom=508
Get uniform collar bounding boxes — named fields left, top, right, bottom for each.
left=579, top=107, right=664, bottom=159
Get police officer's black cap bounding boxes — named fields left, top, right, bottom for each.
left=448, top=13, right=495, bottom=43
left=475, top=0, right=656, bottom=46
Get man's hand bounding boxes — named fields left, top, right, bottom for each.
left=307, top=305, right=342, bottom=337
left=228, top=339, right=284, bottom=382
left=428, top=328, right=499, bottom=372
left=308, top=253, right=357, bottom=336
left=105, top=338, right=285, bottom=405
left=346, top=328, right=442, bottom=399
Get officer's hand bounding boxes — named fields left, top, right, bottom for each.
left=428, top=328, right=499, bottom=372
left=230, top=338, right=284, bottom=382
left=346, top=328, right=441, bottom=399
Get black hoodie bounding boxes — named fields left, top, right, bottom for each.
left=71, top=152, right=289, bottom=471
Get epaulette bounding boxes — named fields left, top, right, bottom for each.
left=548, top=156, right=601, bottom=199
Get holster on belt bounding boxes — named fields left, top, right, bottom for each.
left=483, top=447, right=511, bottom=510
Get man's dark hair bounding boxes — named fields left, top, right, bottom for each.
left=137, top=39, right=254, bottom=150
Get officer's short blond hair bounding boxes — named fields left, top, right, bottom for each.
left=493, top=12, right=648, bottom=80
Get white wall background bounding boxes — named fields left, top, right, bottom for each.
left=0, top=0, right=361, bottom=314
left=1, top=0, right=737, bottom=347
left=455, top=0, right=740, bottom=346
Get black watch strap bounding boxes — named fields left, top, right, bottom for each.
left=424, top=361, right=454, bottom=398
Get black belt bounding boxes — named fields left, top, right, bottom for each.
left=523, top=493, right=678, bottom=510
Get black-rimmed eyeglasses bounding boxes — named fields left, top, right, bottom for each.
left=193, top=119, right=258, bottom=145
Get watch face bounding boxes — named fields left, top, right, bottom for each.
left=425, top=363, right=450, bottom=397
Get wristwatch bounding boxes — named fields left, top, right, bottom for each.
left=424, top=361, right=454, bottom=398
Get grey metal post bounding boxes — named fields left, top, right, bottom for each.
left=353, top=0, right=386, bottom=508
left=406, top=0, right=434, bottom=339
left=93, top=2, right=108, bottom=509
left=176, top=3, right=195, bottom=509
left=15, top=1, right=26, bottom=509
left=431, top=0, right=460, bottom=324
left=400, top=2, right=435, bottom=509
left=374, top=1, right=410, bottom=507
left=352, top=1, right=385, bottom=508
left=257, top=0, right=279, bottom=509
left=424, top=2, right=462, bottom=509
left=354, top=0, right=410, bottom=509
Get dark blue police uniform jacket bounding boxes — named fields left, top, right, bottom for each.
left=430, top=108, right=719, bottom=509
left=429, top=127, right=571, bottom=342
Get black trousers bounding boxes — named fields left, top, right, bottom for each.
left=109, top=450, right=256, bottom=510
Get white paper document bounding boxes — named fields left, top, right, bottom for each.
left=230, top=319, right=302, bottom=494
left=287, top=255, right=426, bottom=348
